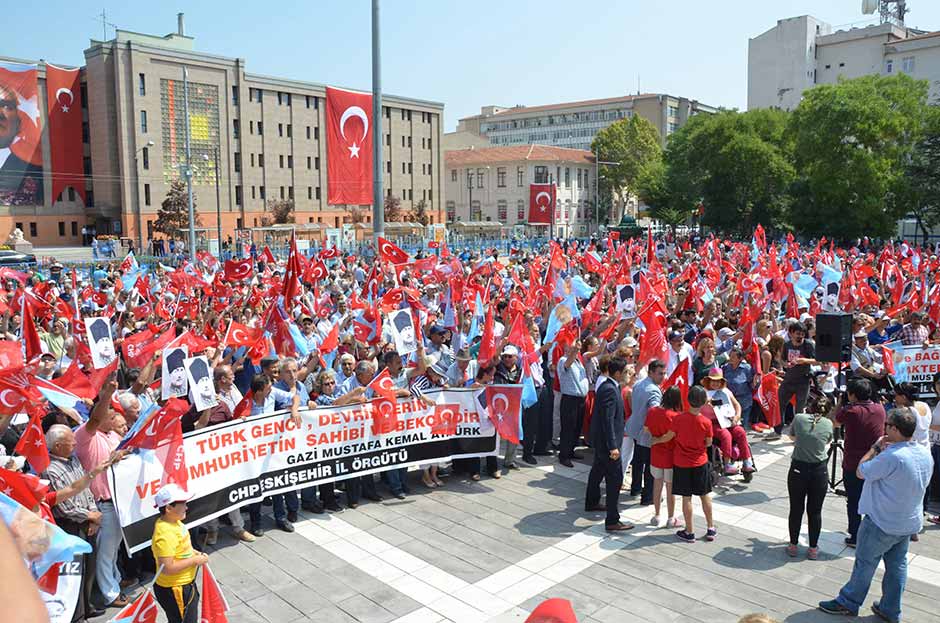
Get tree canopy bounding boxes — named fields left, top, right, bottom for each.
left=591, top=114, right=662, bottom=206
left=154, top=179, right=201, bottom=236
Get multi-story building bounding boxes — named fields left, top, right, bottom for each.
left=748, top=14, right=940, bottom=111
left=0, top=16, right=444, bottom=247
left=455, top=94, right=717, bottom=151
left=444, top=145, right=597, bottom=238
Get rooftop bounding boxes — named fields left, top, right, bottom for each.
left=459, top=94, right=659, bottom=121
left=445, top=145, right=595, bottom=167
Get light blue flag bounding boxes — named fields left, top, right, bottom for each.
left=467, top=293, right=484, bottom=343
left=288, top=322, right=311, bottom=357
left=544, top=295, right=580, bottom=344
left=521, top=372, right=538, bottom=410
left=0, top=492, right=92, bottom=580
left=117, top=401, right=160, bottom=450
left=569, top=275, right=594, bottom=300
left=816, top=262, right=843, bottom=288
left=792, top=273, right=819, bottom=302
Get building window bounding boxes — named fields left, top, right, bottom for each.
left=251, top=186, right=256, bottom=199
left=517, top=199, right=525, bottom=220
left=142, top=147, right=149, bottom=170
left=577, top=169, right=582, bottom=187
left=471, top=200, right=481, bottom=221
left=278, top=92, right=284, bottom=105
left=278, top=123, right=283, bottom=137
left=307, top=156, right=312, bottom=169
left=287, top=124, right=292, bottom=138
left=260, top=185, right=266, bottom=199
left=138, top=73, right=146, bottom=96
left=232, top=119, right=240, bottom=138
left=287, top=155, right=293, bottom=169
left=314, top=127, right=319, bottom=140
left=476, top=168, right=484, bottom=188
left=288, top=186, right=294, bottom=199
left=451, top=169, right=457, bottom=182
left=564, top=168, right=570, bottom=188
left=517, top=166, right=524, bottom=186
left=71, top=222, right=78, bottom=236
left=466, top=170, right=474, bottom=188
left=402, top=162, right=406, bottom=174
left=235, top=185, right=243, bottom=205
left=886, top=59, right=893, bottom=74
left=232, top=86, right=239, bottom=105
left=249, top=120, right=254, bottom=135
left=427, top=137, right=432, bottom=150
left=140, top=110, right=148, bottom=133
left=251, top=153, right=255, bottom=167
left=280, top=186, right=285, bottom=199
left=446, top=201, right=456, bottom=222
left=497, top=167, right=506, bottom=187
left=29, top=223, right=37, bottom=237
left=428, top=163, right=432, bottom=176
left=497, top=200, right=507, bottom=221
left=233, top=152, right=241, bottom=173
left=401, top=136, right=405, bottom=147
left=534, top=166, right=548, bottom=183
left=67, top=188, right=75, bottom=201
left=258, top=154, right=265, bottom=168
left=280, top=155, right=285, bottom=168
left=668, top=105, right=678, bottom=118
left=305, top=95, right=313, bottom=108
left=408, top=136, right=412, bottom=147
left=86, top=190, right=93, bottom=206
left=316, top=187, right=321, bottom=200
left=408, top=162, right=413, bottom=174
left=58, top=222, right=65, bottom=236
left=306, top=126, right=311, bottom=139
left=144, top=184, right=151, bottom=206
left=902, top=56, right=915, bottom=73
left=315, top=157, right=320, bottom=170
left=387, top=160, right=391, bottom=173
left=308, top=186, right=312, bottom=200
left=257, top=121, right=263, bottom=135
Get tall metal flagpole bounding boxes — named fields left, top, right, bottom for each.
left=371, top=0, right=384, bottom=244
left=183, top=67, right=196, bottom=260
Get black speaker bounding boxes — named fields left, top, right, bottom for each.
left=815, top=313, right=853, bottom=363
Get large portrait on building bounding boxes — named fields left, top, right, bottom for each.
left=0, top=62, right=43, bottom=206
left=160, top=78, right=220, bottom=186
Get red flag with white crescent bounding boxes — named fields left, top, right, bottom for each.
left=485, top=385, right=523, bottom=444
left=201, top=565, right=231, bottom=623
left=326, top=86, right=373, bottom=205
left=46, top=64, right=86, bottom=203
left=223, top=258, right=254, bottom=282
left=377, top=237, right=409, bottom=264
left=14, top=408, right=49, bottom=473
left=528, top=184, right=555, bottom=224
left=367, top=367, right=397, bottom=402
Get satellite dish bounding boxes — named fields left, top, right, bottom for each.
left=862, top=0, right=879, bottom=15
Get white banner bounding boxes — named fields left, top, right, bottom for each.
left=41, top=555, right=82, bottom=623
left=110, top=388, right=496, bottom=553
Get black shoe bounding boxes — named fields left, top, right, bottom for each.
left=559, top=459, right=574, bottom=468
left=870, top=602, right=897, bottom=623
left=394, top=492, right=406, bottom=500
left=364, top=493, right=383, bottom=502
left=249, top=523, right=264, bottom=537
left=844, top=537, right=857, bottom=548
left=276, top=519, right=294, bottom=533
left=287, top=511, right=298, bottom=523
left=87, top=607, right=107, bottom=618
left=325, top=503, right=342, bottom=512
left=523, top=455, right=538, bottom=465
left=301, top=502, right=324, bottom=514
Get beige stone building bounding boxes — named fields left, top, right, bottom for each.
left=456, top=94, right=717, bottom=151
left=444, top=145, right=596, bottom=238
left=0, top=17, right=444, bottom=247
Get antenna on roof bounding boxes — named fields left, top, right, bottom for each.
left=97, top=8, right=117, bottom=40
left=863, top=0, right=908, bottom=28
left=637, top=75, right=640, bottom=96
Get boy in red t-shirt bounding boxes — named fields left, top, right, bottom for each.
left=645, top=386, right=682, bottom=528
left=670, top=385, right=715, bottom=543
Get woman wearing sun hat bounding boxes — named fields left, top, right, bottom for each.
left=702, top=368, right=755, bottom=478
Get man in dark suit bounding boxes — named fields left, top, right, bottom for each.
left=585, top=355, right=634, bottom=532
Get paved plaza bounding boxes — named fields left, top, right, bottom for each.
left=109, top=437, right=939, bottom=623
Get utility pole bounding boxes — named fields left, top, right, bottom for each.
left=371, top=0, right=384, bottom=244
left=183, top=67, right=196, bottom=260
left=214, top=145, right=222, bottom=255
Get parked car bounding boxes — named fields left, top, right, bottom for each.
left=0, top=250, right=37, bottom=266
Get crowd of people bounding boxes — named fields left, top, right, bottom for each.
left=0, top=229, right=939, bottom=623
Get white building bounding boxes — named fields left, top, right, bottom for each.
left=748, top=15, right=940, bottom=111
left=444, top=145, right=596, bottom=238
left=456, top=94, right=717, bottom=151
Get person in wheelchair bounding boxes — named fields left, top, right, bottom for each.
left=849, top=331, right=888, bottom=387
left=701, top=368, right=756, bottom=478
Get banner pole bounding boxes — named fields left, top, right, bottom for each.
left=371, top=0, right=384, bottom=245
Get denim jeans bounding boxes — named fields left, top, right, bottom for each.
left=382, top=468, right=407, bottom=495
left=271, top=492, right=299, bottom=521
left=836, top=516, right=909, bottom=620
left=95, top=501, right=122, bottom=603
left=844, top=470, right=864, bottom=541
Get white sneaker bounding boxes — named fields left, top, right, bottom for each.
left=650, top=515, right=661, bottom=526
left=665, top=517, right=680, bottom=528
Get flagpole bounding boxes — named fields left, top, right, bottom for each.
left=371, top=0, right=384, bottom=246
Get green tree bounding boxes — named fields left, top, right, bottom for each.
left=384, top=195, right=402, bottom=222
left=261, top=199, right=295, bottom=226
left=636, top=160, right=695, bottom=235
left=591, top=114, right=663, bottom=211
left=789, top=73, right=931, bottom=239
left=657, top=109, right=793, bottom=236
left=154, top=179, right=201, bottom=236
left=894, top=107, right=940, bottom=244
left=411, top=199, right=430, bottom=226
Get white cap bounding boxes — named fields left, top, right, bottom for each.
left=799, top=313, right=812, bottom=323
left=717, top=327, right=735, bottom=341
left=153, top=483, right=193, bottom=509
left=501, top=344, right=519, bottom=357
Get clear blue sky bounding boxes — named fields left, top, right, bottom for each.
left=5, top=1, right=940, bottom=130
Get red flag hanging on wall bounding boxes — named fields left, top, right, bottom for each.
left=45, top=64, right=86, bottom=203
left=528, top=183, right=555, bottom=224
left=326, top=87, right=373, bottom=205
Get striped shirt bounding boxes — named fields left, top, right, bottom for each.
left=43, top=455, right=97, bottom=524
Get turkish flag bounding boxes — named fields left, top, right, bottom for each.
left=637, top=297, right=669, bottom=369
left=201, top=565, right=231, bottom=623
left=370, top=398, right=399, bottom=434
left=377, top=237, right=409, bottom=264
left=223, top=322, right=263, bottom=348
left=326, top=86, right=373, bottom=205
left=0, top=467, right=48, bottom=509
left=758, top=373, right=782, bottom=428
left=233, top=390, right=254, bottom=420
left=485, top=385, right=523, bottom=444
left=15, top=409, right=49, bottom=473
left=223, top=258, right=254, bottom=282
left=528, top=184, right=555, bottom=224
left=122, top=328, right=155, bottom=369
left=367, top=368, right=396, bottom=401
left=431, top=403, right=460, bottom=436
left=662, top=357, right=690, bottom=411
left=111, top=590, right=159, bottom=623
left=122, top=398, right=189, bottom=450
left=47, top=66, right=86, bottom=203
left=51, top=360, right=96, bottom=401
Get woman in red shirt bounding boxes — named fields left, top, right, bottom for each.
left=645, top=386, right=682, bottom=527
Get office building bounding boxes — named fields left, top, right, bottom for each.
left=0, top=15, right=444, bottom=247
left=455, top=94, right=717, bottom=151
left=444, top=145, right=597, bottom=238
left=748, top=14, right=940, bottom=110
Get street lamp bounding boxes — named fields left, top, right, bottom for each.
left=133, top=139, right=155, bottom=253
left=202, top=146, right=222, bottom=256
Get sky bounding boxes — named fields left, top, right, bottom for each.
left=5, top=1, right=940, bottom=130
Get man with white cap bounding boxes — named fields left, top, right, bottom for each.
left=850, top=331, right=885, bottom=382
left=151, top=483, right=208, bottom=623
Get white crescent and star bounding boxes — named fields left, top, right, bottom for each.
left=534, top=192, right=552, bottom=212
left=55, top=87, right=74, bottom=113
left=339, top=106, right=369, bottom=159
left=491, top=393, right=509, bottom=417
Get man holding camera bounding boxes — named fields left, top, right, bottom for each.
left=819, top=409, right=933, bottom=622
left=832, top=378, right=886, bottom=548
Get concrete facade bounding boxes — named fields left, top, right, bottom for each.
left=456, top=94, right=717, bottom=151
left=748, top=15, right=940, bottom=111
left=0, top=21, right=444, bottom=247
left=444, top=145, right=595, bottom=238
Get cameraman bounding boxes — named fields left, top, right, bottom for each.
left=832, top=378, right=886, bottom=547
